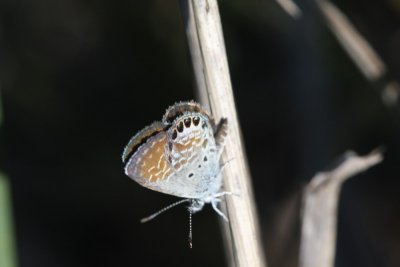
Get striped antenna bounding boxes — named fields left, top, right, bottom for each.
left=140, top=198, right=191, bottom=223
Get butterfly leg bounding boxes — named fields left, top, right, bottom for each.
left=214, top=118, right=228, bottom=157
left=211, top=198, right=229, bottom=222
left=213, top=191, right=240, bottom=198
left=209, top=191, right=241, bottom=221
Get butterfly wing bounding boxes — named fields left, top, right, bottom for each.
left=124, top=131, right=175, bottom=190
left=122, top=121, right=165, bottom=164
left=161, top=113, right=222, bottom=198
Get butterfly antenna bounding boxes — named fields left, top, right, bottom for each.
left=188, top=209, right=193, bottom=248
left=140, top=198, right=191, bottom=223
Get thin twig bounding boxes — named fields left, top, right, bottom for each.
left=179, top=1, right=267, bottom=266
left=299, top=149, right=383, bottom=267
left=275, top=0, right=302, bottom=19
left=316, top=0, right=386, bottom=80
left=178, top=0, right=209, bottom=110
left=314, top=0, right=400, bottom=106
left=278, top=0, right=400, bottom=106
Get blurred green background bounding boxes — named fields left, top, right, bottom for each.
left=1, top=0, right=399, bottom=266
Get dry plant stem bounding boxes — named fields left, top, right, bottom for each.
left=277, top=0, right=400, bottom=105
left=299, top=149, right=383, bottom=267
left=278, top=0, right=400, bottom=105
left=275, top=0, right=302, bottom=19
left=315, top=0, right=400, bottom=106
left=179, top=0, right=209, bottom=110
left=179, top=0, right=267, bottom=266
left=316, top=0, right=386, bottom=81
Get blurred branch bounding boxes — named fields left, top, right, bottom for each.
left=381, top=81, right=400, bottom=107
left=299, top=149, right=383, bottom=267
left=0, top=90, right=18, bottom=267
left=0, top=173, right=18, bottom=267
left=315, top=0, right=400, bottom=106
left=179, top=0, right=267, bottom=266
left=277, top=0, right=400, bottom=106
left=275, top=0, right=302, bottom=19
left=316, top=0, right=385, bottom=80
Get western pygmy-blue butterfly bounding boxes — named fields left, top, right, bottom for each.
left=122, top=101, right=234, bottom=246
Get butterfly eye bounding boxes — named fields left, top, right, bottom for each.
left=177, top=121, right=184, bottom=132
left=184, top=118, right=191, bottom=128
left=193, top=117, right=200, bottom=126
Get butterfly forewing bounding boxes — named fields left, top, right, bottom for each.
left=122, top=121, right=165, bottom=164
left=125, top=131, right=172, bottom=185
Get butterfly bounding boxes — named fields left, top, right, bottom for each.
left=122, top=101, right=234, bottom=246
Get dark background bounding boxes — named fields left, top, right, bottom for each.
left=1, top=0, right=400, bottom=266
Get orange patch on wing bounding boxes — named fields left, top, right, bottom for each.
left=137, top=133, right=171, bottom=182
left=122, top=121, right=165, bottom=163
left=174, top=137, right=203, bottom=153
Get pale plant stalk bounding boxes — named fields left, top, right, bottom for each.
left=277, top=0, right=400, bottom=106
left=178, top=1, right=267, bottom=266
left=299, top=149, right=383, bottom=267
left=315, top=0, right=400, bottom=106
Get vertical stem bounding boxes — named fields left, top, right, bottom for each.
left=179, top=0, right=210, bottom=110
left=179, top=1, right=267, bottom=266
left=299, top=150, right=383, bottom=267
left=0, top=91, right=18, bottom=267
left=300, top=179, right=340, bottom=267
left=314, top=0, right=400, bottom=106
left=0, top=173, right=18, bottom=267
left=315, top=0, right=386, bottom=81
